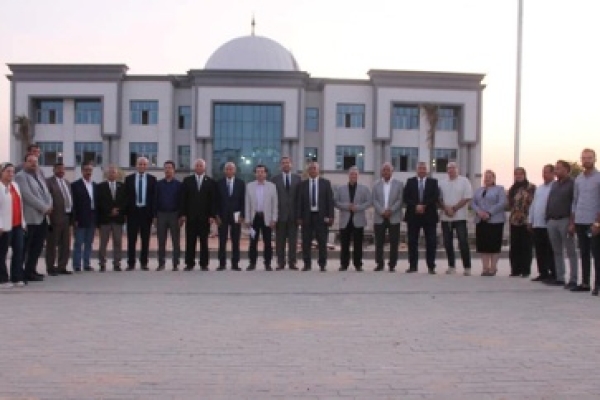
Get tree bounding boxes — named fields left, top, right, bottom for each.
left=569, top=161, right=583, bottom=178
left=421, top=104, right=439, bottom=176
left=14, top=115, right=32, bottom=150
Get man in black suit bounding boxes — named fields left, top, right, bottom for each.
left=124, top=157, right=157, bottom=271
left=71, top=161, right=97, bottom=272
left=216, top=162, right=245, bottom=271
left=296, top=162, right=334, bottom=272
left=179, top=158, right=217, bottom=271
left=96, top=164, right=126, bottom=272
left=404, top=161, right=440, bottom=274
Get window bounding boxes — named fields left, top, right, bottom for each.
left=213, top=103, right=283, bottom=182
left=336, top=104, right=365, bottom=128
left=392, top=105, right=419, bottom=129
left=305, top=108, right=319, bottom=132
left=130, top=101, right=158, bottom=125
left=75, top=100, right=102, bottom=124
left=304, top=147, right=318, bottom=165
left=75, top=142, right=103, bottom=166
left=433, top=148, right=458, bottom=173
left=437, top=107, right=459, bottom=131
left=35, top=100, right=63, bottom=124
left=37, top=142, right=63, bottom=166
left=391, top=147, right=419, bottom=172
left=336, top=146, right=365, bottom=171
left=130, top=142, right=158, bottom=167
left=178, top=106, right=191, bottom=129
left=177, top=145, right=191, bottom=170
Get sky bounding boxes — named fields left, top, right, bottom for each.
left=1, top=0, right=599, bottom=185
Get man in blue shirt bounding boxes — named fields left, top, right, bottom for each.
left=155, top=161, right=182, bottom=271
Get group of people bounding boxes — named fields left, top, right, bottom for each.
left=1, top=144, right=599, bottom=296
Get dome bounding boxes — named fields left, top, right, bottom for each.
left=205, top=35, right=300, bottom=71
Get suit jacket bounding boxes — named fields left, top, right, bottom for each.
left=0, top=181, right=26, bottom=231
left=271, top=172, right=301, bottom=222
left=403, top=176, right=440, bottom=224
left=216, top=177, right=245, bottom=222
left=179, top=174, right=217, bottom=223
left=14, top=170, right=53, bottom=225
left=334, top=183, right=372, bottom=229
left=296, top=177, right=335, bottom=223
left=245, top=181, right=278, bottom=226
left=46, top=176, right=73, bottom=226
left=96, top=180, right=127, bottom=225
left=372, top=178, right=404, bottom=224
left=124, top=172, right=157, bottom=218
left=71, top=179, right=97, bottom=228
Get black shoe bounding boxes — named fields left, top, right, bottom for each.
left=156, top=265, right=165, bottom=271
left=289, top=265, right=299, bottom=271
left=592, top=287, right=599, bottom=296
left=26, top=274, right=43, bottom=282
left=405, top=268, right=417, bottom=273
left=389, top=267, right=396, bottom=273
left=265, top=266, right=273, bottom=271
left=531, top=276, right=546, bottom=282
left=216, top=265, right=226, bottom=271
left=302, top=266, right=311, bottom=272
left=320, top=266, right=327, bottom=272
left=355, top=267, right=363, bottom=272
left=47, top=269, right=59, bottom=277
left=184, top=266, right=194, bottom=271
left=276, top=266, right=285, bottom=271
left=246, top=264, right=256, bottom=271
left=126, top=266, right=135, bottom=271
left=99, top=266, right=106, bottom=273
left=58, top=269, right=72, bottom=275
left=34, top=272, right=45, bottom=278
left=521, top=274, right=530, bottom=278
left=564, top=282, right=577, bottom=290
left=428, top=268, right=436, bottom=275
left=374, top=266, right=384, bottom=272
left=73, top=268, right=82, bottom=273
left=83, top=266, right=94, bottom=272
left=114, top=266, right=122, bottom=272
left=571, top=284, right=591, bottom=292
left=339, top=266, right=348, bottom=271
left=200, top=266, right=209, bottom=271
left=509, top=273, right=520, bottom=277
left=544, top=280, right=565, bottom=286
left=172, top=266, right=179, bottom=271
left=140, top=266, right=149, bottom=271
left=232, top=266, right=241, bottom=271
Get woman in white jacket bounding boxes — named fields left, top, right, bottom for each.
left=0, top=162, right=27, bottom=288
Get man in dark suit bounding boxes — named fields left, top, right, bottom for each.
left=124, top=157, right=157, bottom=271
left=179, top=158, right=217, bottom=271
left=296, top=162, right=334, bottom=272
left=96, top=164, right=126, bottom=272
left=271, top=156, right=301, bottom=270
left=404, top=161, right=440, bottom=274
left=71, top=161, right=97, bottom=272
left=45, top=162, right=73, bottom=275
left=216, top=162, right=245, bottom=271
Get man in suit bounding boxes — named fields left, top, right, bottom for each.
left=404, top=161, right=440, bottom=274
left=15, top=154, right=53, bottom=281
left=96, top=164, right=126, bottom=272
left=271, top=156, right=301, bottom=270
left=45, top=162, right=73, bottom=275
left=124, top=157, right=157, bottom=271
left=179, top=158, right=217, bottom=271
left=297, top=162, right=334, bottom=272
left=155, top=161, right=182, bottom=271
left=216, top=162, right=245, bottom=271
left=334, top=166, right=371, bottom=272
left=372, top=162, right=404, bottom=272
left=245, top=164, right=278, bottom=271
left=71, top=161, right=97, bottom=272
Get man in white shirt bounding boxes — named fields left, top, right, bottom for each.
left=71, top=162, right=97, bottom=272
left=439, top=162, right=473, bottom=275
left=527, top=164, right=556, bottom=282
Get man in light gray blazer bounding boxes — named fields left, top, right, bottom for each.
left=334, top=166, right=371, bottom=272
left=14, top=154, right=53, bottom=282
left=245, top=164, right=279, bottom=271
left=271, top=156, right=301, bottom=270
left=372, top=162, right=404, bottom=272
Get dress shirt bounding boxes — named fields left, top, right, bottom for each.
left=528, top=181, right=552, bottom=228
left=382, top=179, right=391, bottom=209
left=195, top=174, right=205, bottom=190
left=58, top=177, right=72, bottom=213
left=226, top=178, right=234, bottom=196
left=156, top=178, right=181, bottom=213
left=572, top=169, right=600, bottom=224
left=83, top=178, right=94, bottom=210
left=256, top=182, right=265, bottom=212
left=310, top=177, right=319, bottom=212
left=136, top=173, right=147, bottom=207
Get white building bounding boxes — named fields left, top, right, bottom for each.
left=7, top=34, right=485, bottom=187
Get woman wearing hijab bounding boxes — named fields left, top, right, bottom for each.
left=0, top=162, right=27, bottom=288
left=472, top=170, right=506, bottom=276
left=508, top=167, right=536, bottom=277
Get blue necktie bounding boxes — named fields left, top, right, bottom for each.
left=138, top=173, right=143, bottom=204
left=418, top=178, right=424, bottom=203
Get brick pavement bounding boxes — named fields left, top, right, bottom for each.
left=1, top=258, right=600, bottom=399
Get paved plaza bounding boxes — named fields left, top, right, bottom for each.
left=1, top=256, right=600, bottom=400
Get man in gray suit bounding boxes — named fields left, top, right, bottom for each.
left=271, top=156, right=301, bottom=270
left=14, top=154, right=53, bottom=282
left=372, top=162, right=404, bottom=272
left=45, top=163, right=73, bottom=276
left=334, top=166, right=372, bottom=272
left=245, top=165, right=278, bottom=271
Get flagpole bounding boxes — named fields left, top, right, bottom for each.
left=514, top=0, right=523, bottom=169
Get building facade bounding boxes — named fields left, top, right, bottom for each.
left=7, top=34, right=485, bottom=187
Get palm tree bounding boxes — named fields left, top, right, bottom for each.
left=421, top=104, right=439, bottom=175
left=14, top=115, right=32, bottom=150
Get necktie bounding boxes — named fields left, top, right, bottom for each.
left=418, top=178, right=424, bottom=203
left=138, top=173, right=143, bottom=204
left=311, top=179, right=317, bottom=208
left=59, top=179, right=71, bottom=210
left=285, top=174, right=290, bottom=191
